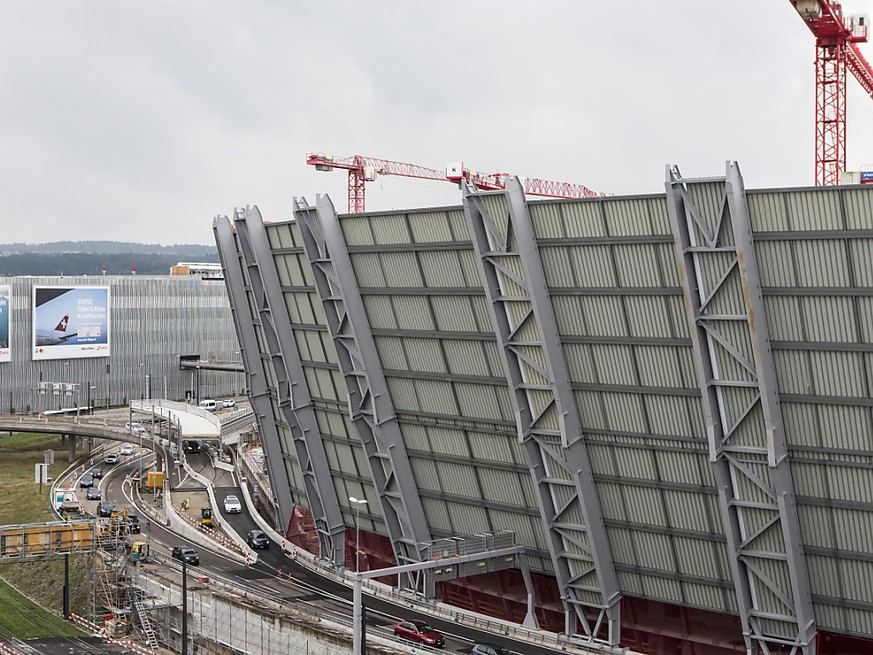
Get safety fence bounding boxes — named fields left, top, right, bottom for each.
left=69, top=612, right=155, bottom=655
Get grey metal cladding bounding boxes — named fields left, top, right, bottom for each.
left=293, top=195, right=432, bottom=588
left=463, top=178, right=621, bottom=645
left=213, top=212, right=295, bottom=531
left=233, top=209, right=346, bottom=564
left=665, top=163, right=817, bottom=654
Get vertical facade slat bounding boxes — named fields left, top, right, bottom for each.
left=230, top=209, right=346, bottom=563
left=293, top=196, right=432, bottom=591
left=462, top=178, right=620, bottom=645
left=214, top=213, right=294, bottom=531
left=665, top=162, right=817, bottom=654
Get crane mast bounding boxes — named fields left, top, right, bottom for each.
left=790, top=0, right=873, bottom=185
left=306, top=153, right=604, bottom=213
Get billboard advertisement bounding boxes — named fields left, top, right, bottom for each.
left=0, top=285, right=9, bottom=362
left=32, top=286, right=110, bottom=360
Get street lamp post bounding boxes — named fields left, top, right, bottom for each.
left=348, top=496, right=367, bottom=655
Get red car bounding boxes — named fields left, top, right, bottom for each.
left=393, top=620, right=445, bottom=648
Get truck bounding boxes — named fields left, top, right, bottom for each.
left=53, top=487, right=81, bottom=514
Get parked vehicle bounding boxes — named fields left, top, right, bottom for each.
left=471, top=644, right=512, bottom=655
left=78, top=473, right=94, bottom=488
left=223, top=495, right=242, bottom=514
left=393, top=621, right=445, bottom=648
left=247, top=530, right=270, bottom=549
left=171, top=545, right=199, bottom=566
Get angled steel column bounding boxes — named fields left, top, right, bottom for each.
left=214, top=213, right=294, bottom=531
left=665, top=162, right=817, bottom=655
left=462, top=178, right=621, bottom=645
left=293, top=196, right=432, bottom=590
left=233, top=207, right=346, bottom=564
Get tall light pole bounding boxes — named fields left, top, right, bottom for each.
left=349, top=496, right=367, bottom=655
left=349, top=496, right=367, bottom=572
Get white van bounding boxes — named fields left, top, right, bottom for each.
left=199, top=399, right=217, bottom=412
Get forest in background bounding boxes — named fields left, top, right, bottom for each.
left=0, top=241, right=218, bottom=276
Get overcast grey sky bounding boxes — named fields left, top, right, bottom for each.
left=2, top=1, right=872, bottom=245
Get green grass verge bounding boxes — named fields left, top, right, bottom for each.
left=0, top=431, right=89, bottom=638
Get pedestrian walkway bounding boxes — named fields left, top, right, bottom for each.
left=130, top=400, right=220, bottom=438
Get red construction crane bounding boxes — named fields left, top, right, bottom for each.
left=306, top=153, right=604, bottom=213
left=790, top=1, right=873, bottom=185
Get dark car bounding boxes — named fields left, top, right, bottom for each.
left=78, top=473, right=94, bottom=488
left=246, top=529, right=270, bottom=549
left=393, top=621, right=445, bottom=648
left=96, top=501, right=114, bottom=517
left=171, top=545, right=199, bottom=566
left=86, top=487, right=101, bottom=501
left=127, top=514, right=141, bottom=534
left=183, top=440, right=201, bottom=454
left=471, top=645, right=512, bottom=655
left=89, top=467, right=103, bottom=479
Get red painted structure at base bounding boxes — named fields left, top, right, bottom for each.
left=285, top=506, right=872, bottom=655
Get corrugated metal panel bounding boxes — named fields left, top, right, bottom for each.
left=644, top=395, right=700, bottom=438
left=748, top=191, right=790, bottom=232
left=400, top=423, right=430, bottom=451
left=809, top=350, right=865, bottom=396
left=597, top=483, right=627, bottom=521
left=378, top=251, right=424, bottom=287
left=841, top=607, right=873, bottom=637
left=407, top=211, right=455, bottom=243
left=369, top=214, right=412, bottom=245
left=763, top=296, right=804, bottom=341
left=457, top=250, right=483, bottom=286
left=617, top=571, right=645, bottom=597
left=553, top=301, right=592, bottom=340
left=603, top=198, right=656, bottom=236
left=489, top=509, right=548, bottom=554
left=423, top=426, right=469, bottom=457
left=782, top=403, right=820, bottom=448
left=443, top=500, right=490, bottom=536
left=413, top=378, right=458, bottom=415
left=576, top=296, right=626, bottom=337
left=612, top=243, right=667, bottom=287
left=403, top=337, right=446, bottom=373
left=529, top=201, right=567, bottom=239
left=601, top=392, right=647, bottom=433
left=418, top=250, right=468, bottom=287
left=624, top=486, right=667, bottom=526
left=587, top=443, right=615, bottom=476
left=803, top=296, right=857, bottom=341
left=755, top=240, right=797, bottom=286
left=438, top=461, right=481, bottom=497
left=539, top=246, right=577, bottom=287
left=611, top=446, right=657, bottom=480
left=340, top=215, right=375, bottom=246
left=826, top=465, right=873, bottom=503
left=684, top=582, right=731, bottom=613
left=663, top=489, right=718, bottom=533
left=430, top=296, right=479, bottom=332
left=806, top=554, right=843, bottom=598
left=477, top=468, right=527, bottom=506
left=785, top=189, right=843, bottom=231
left=421, top=497, right=452, bottom=533
left=773, top=351, right=812, bottom=395
left=392, top=296, right=436, bottom=331
left=566, top=245, right=616, bottom=286
left=842, top=187, right=873, bottom=229
left=469, top=296, right=493, bottom=333
left=853, top=239, right=873, bottom=286
left=634, top=531, right=677, bottom=572
left=657, top=452, right=707, bottom=487
left=796, top=240, right=851, bottom=286
left=642, top=574, right=683, bottom=604
left=840, top=558, right=873, bottom=603
left=386, top=377, right=419, bottom=412
left=442, top=340, right=489, bottom=376
left=348, top=252, right=385, bottom=287
left=574, top=390, right=606, bottom=430
left=362, top=295, right=396, bottom=329
left=590, top=344, right=636, bottom=385
left=454, top=382, right=508, bottom=422
left=673, top=536, right=725, bottom=581
left=467, top=430, right=522, bottom=465
left=635, top=345, right=692, bottom=390
left=559, top=200, right=604, bottom=237
left=409, top=458, right=441, bottom=492
left=623, top=295, right=684, bottom=338
left=606, top=526, right=636, bottom=564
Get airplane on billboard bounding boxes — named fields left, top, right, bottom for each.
left=35, top=315, right=78, bottom=346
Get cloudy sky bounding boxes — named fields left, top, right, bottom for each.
left=3, top=1, right=872, bottom=245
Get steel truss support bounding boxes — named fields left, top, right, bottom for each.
left=462, top=178, right=621, bottom=645
left=815, top=42, right=846, bottom=187
left=214, top=212, right=295, bottom=532
left=293, top=195, right=432, bottom=592
left=229, top=207, right=346, bottom=563
left=665, top=162, right=817, bottom=655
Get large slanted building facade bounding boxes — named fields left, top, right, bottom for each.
left=215, top=163, right=873, bottom=655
